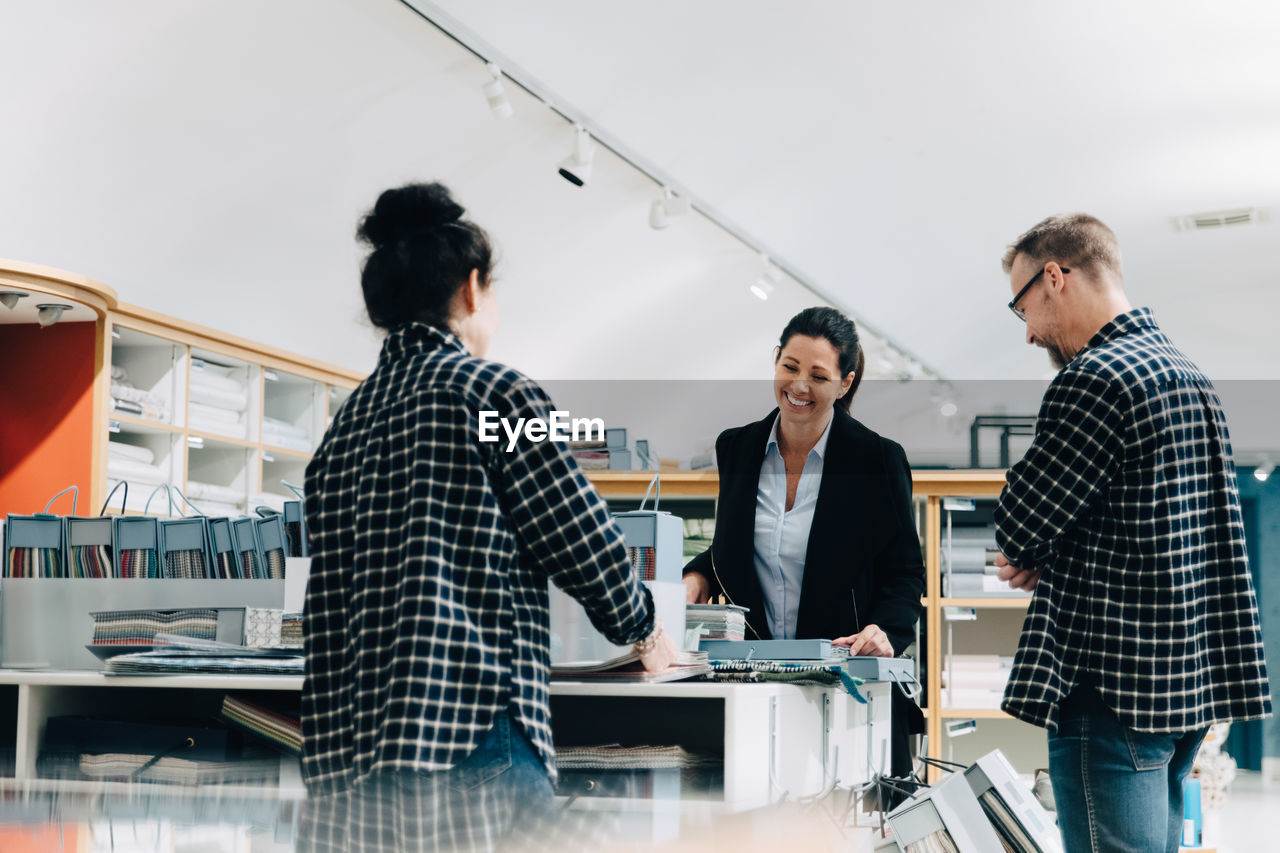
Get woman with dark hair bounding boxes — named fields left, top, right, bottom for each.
left=683, top=306, right=925, bottom=779
left=301, top=182, right=675, bottom=851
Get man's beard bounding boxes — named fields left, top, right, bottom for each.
left=1047, top=342, right=1073, bottom=371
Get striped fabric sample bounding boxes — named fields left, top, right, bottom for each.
left=556, top=744, right=705, bottom=770
left=214, top=551, right=239, bottom=579
left=79, top=753, right=279, bottom=785
left=69, top=544, right=112, bottom=578
left=240, top=549, right=261, bottom=579
left=6, top=547, right=64, bottom=578
left=626, top=546, right=655, bottom=581
left=90, top=608, right=219, bottom=645
left=164, top=549, right=208, bottom=579
left=284, top=521, right=304, bottom=557
left=280, top=612, right=303, bottom=647
left=221, top=694, right=302, bottom=755
left=264, top=548, right=285, bottom=580
left=118, top=548, right=159, bottom=579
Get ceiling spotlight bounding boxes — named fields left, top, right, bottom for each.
left=1255, top=458, right=1274, bottom=482
left=0, top=290, right=29, bottom=310
left=482, top=63, right=512, bottom=119
left=751, top=255, right=781, bottom=301
left=36, top=303, right=72, bottom=327
left=939, top=400, right=959, bottom=418
left=648, top=187, right=689, bottom=230
left=557, top=125, right=595, bottom=187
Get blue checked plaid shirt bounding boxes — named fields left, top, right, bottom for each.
left=302, top=323, right=653, bottom=794
left=996, top=308, right=1270, bottom=733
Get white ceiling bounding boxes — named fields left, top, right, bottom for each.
left=1, top=0, right=1277, bottom=396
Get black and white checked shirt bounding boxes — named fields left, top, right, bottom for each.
left=302, top=323, right=653, bottom=794
left=996, top=308, right=1270, bottom=733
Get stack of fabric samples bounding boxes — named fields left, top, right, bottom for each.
left=90, top=609, right=219, bottom=649
left=220, top=694, right=301, bottom=755
left=280, top=612, right=302, bottom=648
left=685, top=603, right=747, bottom=644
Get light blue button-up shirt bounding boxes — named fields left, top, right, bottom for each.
left=753, top=413, right=833, bottom=640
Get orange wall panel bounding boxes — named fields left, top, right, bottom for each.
left=0, top=322, right=97, bottom=516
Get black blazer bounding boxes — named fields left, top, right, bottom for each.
left=683, top=407, right=925, bottom=655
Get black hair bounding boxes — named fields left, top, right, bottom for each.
left=356, top=182, right=494, bottom=332
left=777, top=307, right=865, bottom=413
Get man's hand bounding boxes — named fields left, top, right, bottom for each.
left=684, top=571, right=710, bottom=604
left=994, top=552, right=1040, bottom=592
left=832, top=624, right=894, bottom=657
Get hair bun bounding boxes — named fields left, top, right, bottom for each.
left=358, top=182, right=466, bottom=249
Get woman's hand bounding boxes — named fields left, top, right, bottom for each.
left=636, top=619, right=679, bottom=673
left=684, top=571, right=711, bottom=604
left=832, top=624, right=894, bottom=657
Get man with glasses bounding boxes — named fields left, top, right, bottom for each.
left=992, top=213, right=1270, bottom=852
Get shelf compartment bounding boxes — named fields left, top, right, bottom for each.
left=109, top=325, right=187, bottom=428
left=263, top=370, right=323, bottom=454
left=326, top=384, right=353, bottom=430
left=189, top=350, right=259, bottom=443
left=104, top=428, right=184, bottom=517
left=938, top=714, right=1047, bottom=779
left=185, top=443, right=256, bottom=516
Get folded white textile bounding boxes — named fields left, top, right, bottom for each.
left=107, top=457, right=166, bottom=486
left=190, top=366, right=245, bottom=395
left=189, top=416, right=248, bottom=440
left=109, top=397, right=170, bottom=422
left=107, top=441, right=155, bottom=465
left=185, top=480, right=247, bottom=505
left=262, top=431, right=311, bottom=453
left=189, top=383, right=248, bottom=412
left=263, top=417, right=308, bottom=439
left=110, top=382, right=165, bottom=408
left=110, top=365, right=129, bottom=382
left=190, top=402, right=244, bottom=425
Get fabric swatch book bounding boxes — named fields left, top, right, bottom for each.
left=552, top=649, right=710, bottom=683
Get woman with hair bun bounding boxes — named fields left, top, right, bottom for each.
left=300, top=182, right=675, bottom=850
left=682, top=306, right=925, bottom=790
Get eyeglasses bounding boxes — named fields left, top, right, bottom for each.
left=1008, top=266, right=1069, bottom=321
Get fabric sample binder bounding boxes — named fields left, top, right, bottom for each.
left=206, top=517, right=243, bottom=579
left=253, top=515, right=288, bottom=580
left=699, top=638, right=844, bottom=660
left=158, top=517, right=212, bottom=579
left=65, top=516, right=115, bottom=578
left=231, top=517, right=264, bottom=579
left=963, top=749, right=1061, bottom=852
left=844, top=655, right=917, bottom=682
left=3, top=514, right=65, bottom=578
left=112, top=516, right=161, bottom=578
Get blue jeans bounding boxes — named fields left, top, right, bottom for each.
left=300, top=710, right=555, bottom=852
left=1049, top=692, right=1207, bottom=853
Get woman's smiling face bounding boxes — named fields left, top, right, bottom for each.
left=773, top=334, right=851, bottom=425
